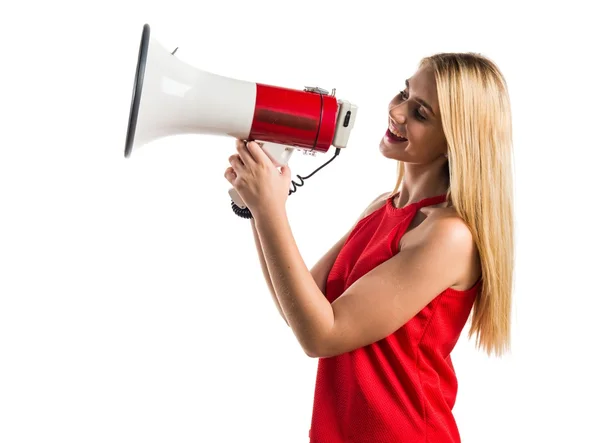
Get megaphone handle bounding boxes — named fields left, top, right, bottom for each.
left=229, top=188, right=247, bottom=209
left=228, top=142, right=295, bottom=212
left=259, top=142, right=295, bottom=168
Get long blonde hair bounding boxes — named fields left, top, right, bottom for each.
left=390, top=53, right=515, bottom=357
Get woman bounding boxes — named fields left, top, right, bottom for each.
left=224, top=52, right=514, bottom=443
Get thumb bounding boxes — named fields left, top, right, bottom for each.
left=280, top=165, right=291, bottom=177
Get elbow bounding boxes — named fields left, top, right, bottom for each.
left=305, top=326, right=335, bottom=358
left=303, top=340, right=321, bottom=359
left=305, top=347, right=335, bottom=359
left=304, top=340, right=328, bottom=359
left=305, top=348, right=319, bottom=358
left=306, top=336, right=347, bottom=359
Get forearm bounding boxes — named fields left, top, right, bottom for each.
left=251, top=219, right=289, bottom=325
left=254, top=208, right=333, bottom=356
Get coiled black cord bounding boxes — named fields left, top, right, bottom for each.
left=231, top=147, right=341, bottom=219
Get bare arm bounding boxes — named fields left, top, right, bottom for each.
left=252, top=192, right=390, bottom=327
left=251, top=218, right=290, bottom=325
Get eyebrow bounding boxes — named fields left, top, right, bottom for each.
left=405, top=79, right=435, bottom=117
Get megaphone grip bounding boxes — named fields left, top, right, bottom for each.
left=228, top=188, right=246, bottom=209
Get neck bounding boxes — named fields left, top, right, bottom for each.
left=395, top=156, right=450, bottom=207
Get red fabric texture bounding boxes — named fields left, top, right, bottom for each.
left=308, top=193, right=482, bottom=442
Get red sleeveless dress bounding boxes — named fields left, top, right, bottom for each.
left=308, top=192, right=482, bottom=443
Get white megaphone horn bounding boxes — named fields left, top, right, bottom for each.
left=124, top=24, right=358, bottom=219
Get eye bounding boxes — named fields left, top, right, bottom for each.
left=399, top=89, right=426, bottom=121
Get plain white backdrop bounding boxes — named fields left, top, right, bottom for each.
left=1, top=1, right=599, bottom=442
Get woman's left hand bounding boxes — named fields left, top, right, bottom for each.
left=224, top=139, right=292, bottom=217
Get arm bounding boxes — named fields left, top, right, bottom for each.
left=252, top=192, right=390, bottom=328
left=254, top=208, right=476, bottom=358
left=308, top=192, right=390, bottom=296
left=253, top=208, right=334, bottom=355
left=316, top=216, right=477, bottom=358
left=251, top=218, right=290, bottom=326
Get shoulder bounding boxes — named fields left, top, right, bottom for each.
left=415, top=208, right=480, bottom=289
left=430, top=215, right=473, bottom=250
left=359, top=191, right=391, bottom=219
left=416, top=207, right=474, bottom=251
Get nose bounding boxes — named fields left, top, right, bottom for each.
left=388, top=102, right=407, bottom=125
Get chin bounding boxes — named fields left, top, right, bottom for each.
left=379, top=138, right=408, bottom=160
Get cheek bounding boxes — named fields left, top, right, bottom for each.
left=409, top=125, right=438, bottom=143
left=407, top=125, right=425, bottom=142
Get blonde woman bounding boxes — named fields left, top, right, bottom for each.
left=225, top=52, right=514, bottom=443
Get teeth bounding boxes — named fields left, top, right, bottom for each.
left=389, top=126, right=405, bottom=139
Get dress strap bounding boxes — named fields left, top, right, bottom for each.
left=415, top=193, right=448, bottom=209
left=386, top=192, right=448, bottom=216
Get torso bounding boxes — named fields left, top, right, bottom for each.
left=364, top=193, right=481, bottom=291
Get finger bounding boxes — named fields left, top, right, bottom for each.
left=224, top=167, right=236, bottom=183
left=246, top=141, right=269, bottom=164
left=235, top=139, right=246, bottom=152
left=236, top=140, right=254, bottom=165
left=228, top=154, right=244, bottom=169
left=236, top=138, right=262, bottom=149
left=234, top=139, right=249, bottom=165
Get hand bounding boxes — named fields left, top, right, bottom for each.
left=224, top=139, right=292, bottom=216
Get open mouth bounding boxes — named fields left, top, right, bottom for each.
left=386, top=127, right=407, bottom=142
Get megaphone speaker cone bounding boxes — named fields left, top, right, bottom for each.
left=124, top=24, right=150, bottom=158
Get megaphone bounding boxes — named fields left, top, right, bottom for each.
left=124, top=24, right=358, bottom=219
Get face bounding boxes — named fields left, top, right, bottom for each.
left=379, top=64, right=448, bottom=164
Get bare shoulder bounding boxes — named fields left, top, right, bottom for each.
left=419, top=207, right=475, bottom=250
left=427, top=209, right=474, bottom=246
left=409, top=206, right=481, bottom=290
left=422, top=206, right=469, bottom=231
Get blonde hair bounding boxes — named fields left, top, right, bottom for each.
left=390, top=53, right=515, bottom=357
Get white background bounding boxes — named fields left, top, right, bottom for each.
left=1, top=1, right=599, bottom=442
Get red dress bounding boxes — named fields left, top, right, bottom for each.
left=308, top=193, right=482, bottom=442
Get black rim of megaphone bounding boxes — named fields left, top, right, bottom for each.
left=124, top=24, right=150, bottom=158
